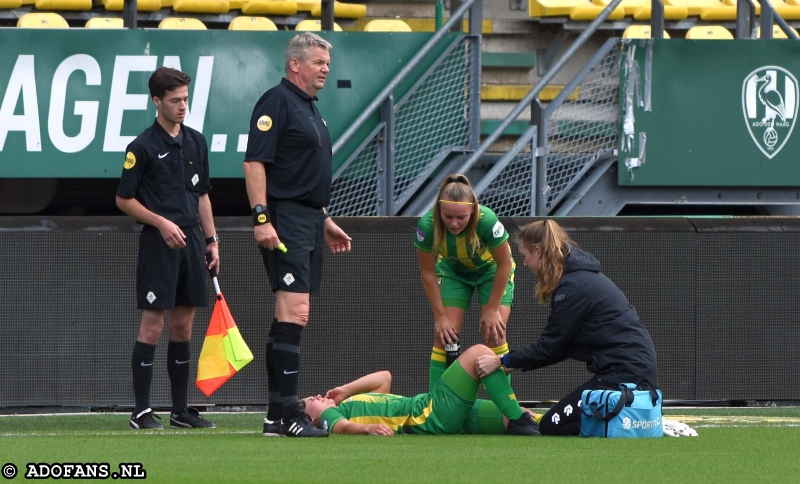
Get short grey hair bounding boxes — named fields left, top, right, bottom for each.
left=285, top=32, right=333, bottom=73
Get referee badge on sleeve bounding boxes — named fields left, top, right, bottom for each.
left=257, top=115, right=273, bottom=132
left=124, top=152, right=136, bottom=169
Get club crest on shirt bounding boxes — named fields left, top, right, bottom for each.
left=257, top=115, right=273, bottom=132
left=416, top=228, right=426, bottom=242
left=124, top=152, right=136, bottom=169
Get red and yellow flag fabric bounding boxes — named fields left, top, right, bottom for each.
left=196, top=294, right=254, bottom=397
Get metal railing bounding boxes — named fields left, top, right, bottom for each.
left=433, top=0, right=625, bottom=217
left=327, top=0, right=483, bottom=216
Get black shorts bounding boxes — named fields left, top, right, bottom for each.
left=136, top=224, right=208, bottom=310
left=260, top=200, right=325, bottom=295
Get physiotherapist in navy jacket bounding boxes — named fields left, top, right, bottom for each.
left=475, top=219, right=659, bottom=436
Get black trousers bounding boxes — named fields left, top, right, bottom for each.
left=538, top=376, right=617, bottom=436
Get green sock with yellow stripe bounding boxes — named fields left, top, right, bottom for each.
left=490, top=343, right=511, bottom=385
left=429, top=347, right=447, bottom=393
left=481, top=368, right=524, bottom=420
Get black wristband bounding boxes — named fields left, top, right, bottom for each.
left=205, top=235, right=219, bottom=245
left=252, top=204, right=270, bottom=226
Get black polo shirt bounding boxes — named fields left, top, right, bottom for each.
left=245, top=78, right=332, bottom=208
left=117, top=120, right=211, bottom=227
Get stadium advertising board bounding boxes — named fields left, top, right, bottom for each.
left=619, top=40, right=800, bottom=186
left=0, top=30, right=442, bottom=178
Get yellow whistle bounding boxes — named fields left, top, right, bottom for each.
left=277, top=243, right=288, bottom=253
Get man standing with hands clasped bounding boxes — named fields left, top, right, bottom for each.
left=117, top=67, right=219, bottom=430
left=243, top=32, right=351, bottom=438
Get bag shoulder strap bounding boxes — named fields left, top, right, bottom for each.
left=591, top=389, right=633, bottom=421
left=636, top=380, right=660, bottom=407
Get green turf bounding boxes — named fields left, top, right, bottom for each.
left=1, top=410, right=799, bottom=483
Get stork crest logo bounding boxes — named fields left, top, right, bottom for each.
left=742, top=66, right=799, bottom=159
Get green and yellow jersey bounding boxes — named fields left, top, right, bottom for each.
left=318, top=364, right=513, bottom=436
left=414, top=205, right=510, bottom=273
left=320, top=393, right=432, bottom=435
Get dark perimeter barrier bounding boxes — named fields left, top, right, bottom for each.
left=1, top=216, right=799, bottom=408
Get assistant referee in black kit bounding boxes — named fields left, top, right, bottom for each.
left=116, top=67, right=218, bottom=431
left=243, top=32, right=352, bottom=438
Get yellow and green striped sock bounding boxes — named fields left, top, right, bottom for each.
left=429, top=347, right=447, bottom=393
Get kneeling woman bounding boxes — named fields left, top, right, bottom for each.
left=476, top=220, right=659, bottom=436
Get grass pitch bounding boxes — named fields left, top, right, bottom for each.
left=1, top=408, right=799, bottom=483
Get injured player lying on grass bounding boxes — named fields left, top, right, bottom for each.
left=296, top=344, right=541, bottom=436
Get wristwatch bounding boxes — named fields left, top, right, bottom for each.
left=252, top=204, right=270, bottom=226
left=205, top=235, right=220, bottom=245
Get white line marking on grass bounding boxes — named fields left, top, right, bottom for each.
left=2, top=430, right=257, bottom=437
left=0, top=412, right=262, bottom=418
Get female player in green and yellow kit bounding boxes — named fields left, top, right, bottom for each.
left=301, top=344, right=540, bottom=436
left=415, top=174, right=515, bottom=392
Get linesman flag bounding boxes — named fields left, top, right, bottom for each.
left=196, top=260, right=254, bottom=397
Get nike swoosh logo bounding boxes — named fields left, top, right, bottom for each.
left=283, top=370, right=298, bottom=375
left=175, top=360, right=190, bottom=365
left=140, top=362, right=153, bottom=367
left=158, top=152, right=169, bottom=159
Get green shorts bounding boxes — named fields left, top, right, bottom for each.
left=462, top=400, right=506, bottom=435
left=437, top=262, right=514, bottom=310
left=405, top=362, right=479, bottom=435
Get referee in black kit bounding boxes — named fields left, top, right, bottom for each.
left=243, top=32, right=352, bottom=438
left=116, top=67, right=218, bottom=430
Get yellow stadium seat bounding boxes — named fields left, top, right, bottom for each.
left=593, top=0, right=689, bottom=18
left=17, top=12, right=69, bottom=28
left=295, top=18, right=342, bottom=30
left=229, top=0, right=244, bottom=6
left=685, top=25, right=733, bottom=38
left=309, top=1, right=366, bottom=18
left=228, top=16, right=278, bottom=29
left=756, top=25, right=799, bottom=38
left=35, top=0, right=91, bottom=9
left=103, top=0, right=160, bottom=11
left=173, top=0, right=229, bottom=13
left=241, top=0, right=297, bottom=15
left=159, top=17, right=207, bottom=29
left=363, top=19, right=412, bottom=32
left=721, top=0, right=759, bottom=13
left=671, top=0, right=736, bottom=20
left=0, top=0, right=23, bottom=8
left=763, top=0, right=800, bottom=19
left=622, top=25, right=671, bottom=38
left=160, top=0, right=173, bottom=5
left=85, top=17, right=124, bottom=28
left=529, top=0, right=626, bottom=21
left=19, top=0, right=33, bottom=5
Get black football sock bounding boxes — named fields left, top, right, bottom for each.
left=167, top=341, right=191, bottom=415
left=266, top=318, right=282, bottom=422
left=131, top=341, right=156, bottom=415
left=272, top=322, right=303, bottom=421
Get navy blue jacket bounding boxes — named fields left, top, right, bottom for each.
left=506, top=246, right=659, bottom=387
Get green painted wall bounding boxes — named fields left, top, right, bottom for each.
left=619, top=40, right=800, bottom=186
left=0, top=30, right=454, bottom=178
